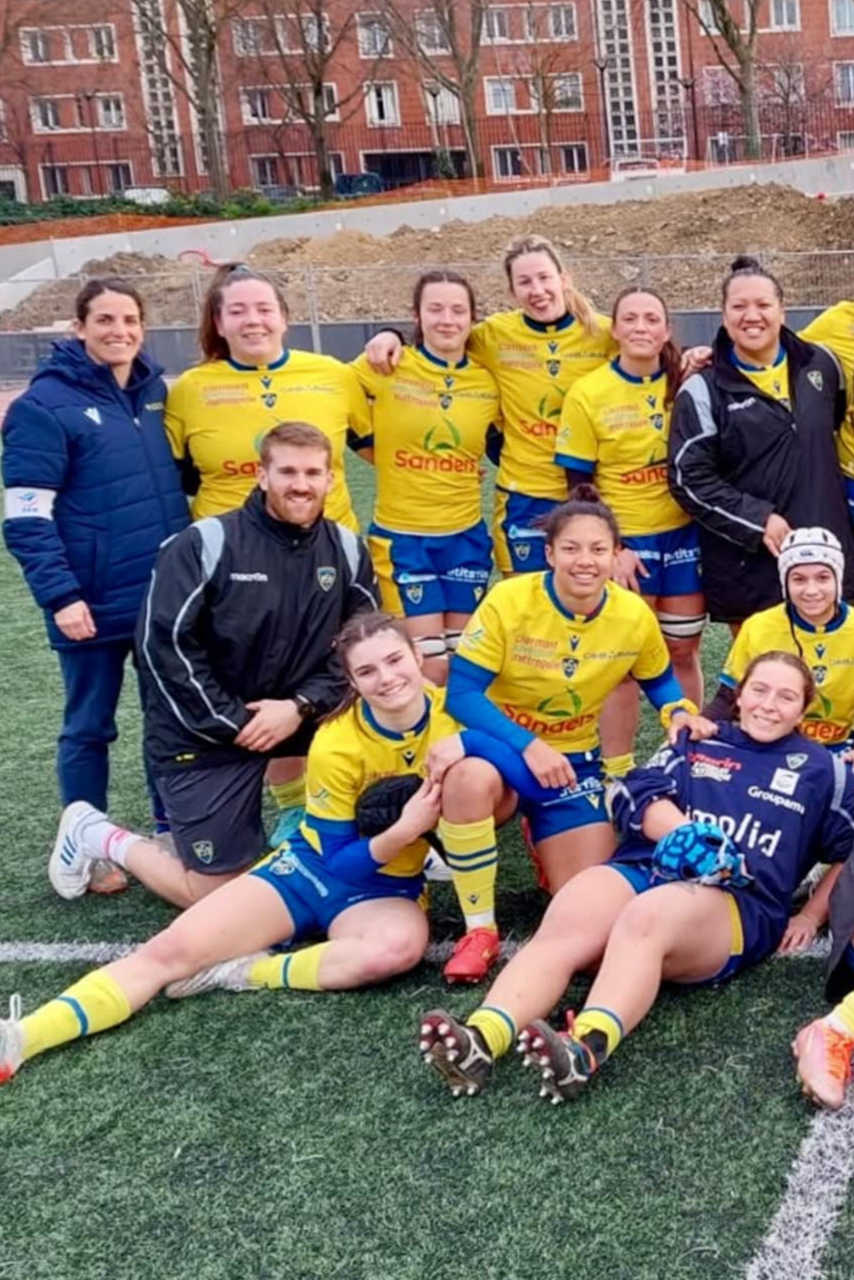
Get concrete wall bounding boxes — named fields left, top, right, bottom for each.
left=0, top=308, right=823, bottom=379
left=1, top=149, right=854, bottom=293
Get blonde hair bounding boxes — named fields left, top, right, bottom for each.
left=503, top=234, right=601, bottom=336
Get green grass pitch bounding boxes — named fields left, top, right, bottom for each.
left=0, top=455, right=840, bottom=1279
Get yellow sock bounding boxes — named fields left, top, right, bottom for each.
left=438, top=816, right=498, bottom=932
left=573, top=1006, right=624, bottom=1059
left=269, top=776, right=305, bottom=811
left=249, top=943, right=329, bottom=991
left=21, top=971, right=132, bottom=1062
left=468, top=1005, right=517, bottom=1059
left=603, top=753, right=635, bottom=780
left=831, top=990, right=854, bottom=1038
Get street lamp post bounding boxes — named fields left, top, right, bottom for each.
left=593, top=53, right=612, bottom=169
left=678, top=75, right=700, bottom=162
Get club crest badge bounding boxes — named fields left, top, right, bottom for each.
left=807, top=371, right=824, bottom=392
left=562, top=658, right=578, bottom=679
left=406, top=583, right=423, bottom=604
left=515, top=543, right=530, bottom=562
left=317, top=566, right=337, bottom=592
left=261, top=393, right=278, bottom=409
left=786, top=753, right=808, bottom=770
left=192, top=840, right=214, bottom=865
left=547, top=360, right=560, bottom=377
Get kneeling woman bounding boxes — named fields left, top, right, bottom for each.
left=420, top=652, right=854, bottom=1101
left=0, top=612, right=528, bottom=1083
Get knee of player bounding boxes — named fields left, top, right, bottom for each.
left=609, top=893, right=668, bottom=949
left=137, top=925, right=203, bottom=984
left=441, top=757, right=503, bottom=813
left=360, top=926, right=426, bottom=981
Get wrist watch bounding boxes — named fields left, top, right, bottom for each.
left=294, top=694, right=317, bottom=721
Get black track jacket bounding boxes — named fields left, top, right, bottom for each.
left=136, top=487, right=377, bottom=765
left=668, top=326, right=854, bottom=622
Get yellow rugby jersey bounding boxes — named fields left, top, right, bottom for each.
left=732, top=350, right=790, bottom=406
left=455, top=573, right=670, bottom=752
left=799, top=303, right=854, bottom=480
left=468, top=310, right=617, bottom=501
left=165, top=350, right=372, bottom=528
left=352, top=346, right=499, bottom=533
left=721, top=601, right=854, bottom=746
left=554, top=359, right=688, bottom=537
left=300, top=684, right=459, bottom=879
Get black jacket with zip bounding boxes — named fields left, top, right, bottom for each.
left=136, top=487, right=377, bottom=766
left=668, top=325, right=854, bottom=622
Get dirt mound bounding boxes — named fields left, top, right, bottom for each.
left=3, top=183, right=854, bottom=331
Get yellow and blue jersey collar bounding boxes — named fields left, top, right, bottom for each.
left=360, top=692, right=433, bottom=740
left=729, top=346, right=785, bottom=374
left=786, top=601, right=848, bottom=635
left=226, top=348, right=290, bottom=372
left=544, top=570, right=608, bottom=622
left=521, top=312, right=575, bottom=334
left=610, top=358, right=665, bottom=385
left=416, top=343, right=469, bottom=370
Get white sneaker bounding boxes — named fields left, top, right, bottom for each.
left=0, top=994, right=25, bottom=1084
left=49, top=801, right=104, bottom=899
left=423, top=849, right=454, bottom=882
left=164, top=952, right=267, bottom=1000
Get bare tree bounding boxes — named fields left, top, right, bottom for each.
left=377, top=0, right=487, bottom=177
left=679, top=0, right=762, bottom=159
left=757, top=40, right=832, bottom=157
left=248, top=0, right=389, bottom=199
left=130, top=0, right=252, bottom=198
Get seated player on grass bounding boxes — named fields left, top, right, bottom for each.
left=419, top=652, right=854, bottom=1103
left=446, top=484, right=707, bottom=901
left=0, top=610, right=586, bottom=1083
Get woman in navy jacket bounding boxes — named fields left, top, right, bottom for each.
left=2, top=278, right=188, bottom=849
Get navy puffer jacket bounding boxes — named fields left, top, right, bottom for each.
left=2, top=339, right=189, bottom=649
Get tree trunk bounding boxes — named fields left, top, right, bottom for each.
left=739, top=61, right=761, bottom=160
left=311, top=107, right=334, bottom=200
left=459, top=83, right=484, bottom=178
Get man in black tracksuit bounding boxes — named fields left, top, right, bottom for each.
left=668, top=325, right=854, bottom=624
left=133, top=421, right=377, bottom=902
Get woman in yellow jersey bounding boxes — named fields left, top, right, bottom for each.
left=446, top=486, right=707, bottom=895
left=165, top=263, right=372, bottom=531
left=365, top=235, right=618, bottom=573
left=798, top=301, right=854, bottom=520
left=669, top=255, right=854, bottom=626
left=352, top=270, right=500, bottom=684
left=555, top=288, right=705, bottom=773
left=0, top=611, right=532, bottom=1082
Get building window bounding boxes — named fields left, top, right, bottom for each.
left=415, top=11, right=450, bottom=52
left=22, top=29, right=49, bottom=62
left=698, top=0, right=722, bottom=32
left=287, top=83, right=339, bottom=121
left=364, top=81, right=400, bottom=125
left=252, top=155, right=280, bottom=188
left=836, top=62, right=854, bottom=103
left=33, top=98, right=61, bottom=131
left=769, top=0, right=798, bottom=26
left=702, top=65, right=738, bottom=105
left=424, top=84, right=461, bottom=124
left=485, top=77, right=517, bottom=114
left=97, top=95, right=125, bottom=129
left=232, top=18, right=269, bottom=56
left=832, top=0, right=854, bottom=32
left=244, top=87, right=273, bottom=121
left=357, top=13, right=392, bottom=56
left=42, top=164, right=69, bottom=197
left=0, top=101, right=6, bottom=143
left=107, top=163, right=132, bottom=191
left=483, top=7, right=510, bottom=42
left=300, top=14, right=331, bottom=51
left=837, top=130, right=854, bottom=148
left=549, top=3, right=577, bottom=37
left=561, top=142, right=588, bottom=171
left=530, top=71, right=583, bottom=111
left=90, top=25, right=117, bottom=59
left=493, top=146, right=522, bottom=177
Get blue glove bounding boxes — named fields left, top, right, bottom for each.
left=652, top=820, right=752, bottom=888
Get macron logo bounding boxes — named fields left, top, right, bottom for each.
left=83, top=407, right=102, bottom=425
left=230, top=572, right=269, bottom=582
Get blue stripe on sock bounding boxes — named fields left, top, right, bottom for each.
left=281, top=955, right=293, bottom=988
left=444, top=848, right=498, bottom=865
left=56, top=994, right=89, bottom=1036
left=582, top=1005, right=624, bottom=1037
left=447, top=855, right=499, bottom=873
left=481, top=1004, right=517, bottom=1038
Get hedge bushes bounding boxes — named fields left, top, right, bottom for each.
left=0, top=188, right=317, bottom=226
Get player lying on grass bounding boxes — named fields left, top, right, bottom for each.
left=446, top=484, right=707, bottom=898
left=419, top=652, right=854, bottom=1103
left=0, top=609, right=609, bottom=1082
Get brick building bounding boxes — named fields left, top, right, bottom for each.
left=0, top=0, right=853, bottom=199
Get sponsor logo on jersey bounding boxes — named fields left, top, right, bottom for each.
left=786, top=753, right=808, bottom=770
left=423, top=420, right=461, bottom=453
left=461, top=624, right=485, bottom=647
left=192, top=840, right=215, bottom=864
left=815, top=643, right=826, bottom=658
left=570, top=634, right=580, bottom=651
left=808, top=370, right=824, bottom=391
left=145, top=401, right=165, bottom=411
left=223, top=458, right=261, bottom=476
left=620, top=463, right=668, bottom=486
left=446, top=566, right=489, bottom=582
left=402, top=748, right=416, bottom=765
left=801, top=718, right=848, bottom=743
left=503, top=703, right=595, bottom=738
left=83, top=407, right=102, bottom=425
left=393, top=449, right=477, bottom=474
left=770, top=767, right=800, bottom=796
left=518, top=418, right=558, bottom=438
left=688, top=749, right=742, bottom=783
left=690, top=807, right=783, bottom=856
left=309, top=787, right=330, bottom=810
left=745, top=785, right=805, bottom=815
left=727, top=397, right=758, bottom=413
left=316, top=566, right=337, bottom=592
left=230, top=571, right=269, bottom=582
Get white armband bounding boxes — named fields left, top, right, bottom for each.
left=4, top=487, right=57, bottom=519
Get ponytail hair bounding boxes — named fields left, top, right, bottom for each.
left=503, top=234, right=601, bottom=336
left=612, top=286, right=682, bottom=408
left=722, top=254, right=784, bottom=306
left=540, top=482, right=621, bottom=547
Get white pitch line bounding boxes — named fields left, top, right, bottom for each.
left=745, top=1099, right=854, bottom=1280
left=0, top=938, right=524, bottom=966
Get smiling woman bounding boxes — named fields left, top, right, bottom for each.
left=1, top=277, right=189, bottom=853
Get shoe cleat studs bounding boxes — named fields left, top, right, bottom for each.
left=551, top=1095, right=562, bottom=1106
left=539, top=1085, right=549, bottom=1097
left=532, top=1036, right=544, bottom=1050
left=438, top=1022, right=450, bottom=1036
left=543, top=1068, right=554, bottom=1079
left=466, top=1084, right=478, bottom=1096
